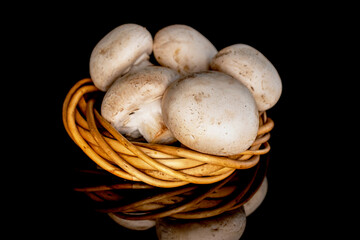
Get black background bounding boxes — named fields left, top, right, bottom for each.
left=16, top=6, right=351, bottom=239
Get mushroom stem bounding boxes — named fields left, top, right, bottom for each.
left=101, top=66, right=180, bottom=145
left=135, top=100, right=176, bottom=144
left=126, top=56, right=153, bottom=75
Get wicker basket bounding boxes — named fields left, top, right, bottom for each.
left=63, top=78, right=274, bottom=188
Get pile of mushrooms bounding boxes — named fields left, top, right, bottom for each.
left=91, top=23, right=282, bottom=155
left=89, top=23, right=281, bottom=238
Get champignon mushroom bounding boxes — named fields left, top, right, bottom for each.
left=108, top=213, right=156, bottom=231
left=101, top=66, right=181, bottom=144
left=153, top=24, right=217, bottom=74
left=156, top=207, right=246, bottom=240
left=210, top=44, right=282, bottom=111
left=90, top=23, right=153, bottom=91
left=244, top=176, right=268, bottom=216
left=161, top=71, right=259, bottom=156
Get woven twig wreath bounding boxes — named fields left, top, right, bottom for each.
left=63, top=78, right=274, bottom=188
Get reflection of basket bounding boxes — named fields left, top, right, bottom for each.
left=63, top=78, right=274, bottom=188
left=74, top=155, right=268, bottom=220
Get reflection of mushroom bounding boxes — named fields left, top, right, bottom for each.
left=156, top=207, right=246, bottom=240
left=244, top=176, right=268, bottom=216
left=90, top=23, right=153, bottom=91
left=101, top=66, right=180, bottom=144
left=153, top=24, right=217, bottom=74
left=211, top=44, right=282, bottom=111
left=108, top=213, right=156, bottom=231
left=161, top=71, right=259, bottom=156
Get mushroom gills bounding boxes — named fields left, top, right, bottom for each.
left=115, top=99, right=176, bottom=144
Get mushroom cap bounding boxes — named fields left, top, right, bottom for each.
left=161, top=71, right=259, bottom=156
left=211, top=44, right=282, bottom=111
left=153, top=24, right=217, bottom=74
left=108, top=213, right=156, bottom=231
left=90, top=23, right=153, bottom=91
left=156, top=207, right=246, bottom=240
left=101, top=66, right=180, bottom=144
left=244, top=176, right=268, bottom=216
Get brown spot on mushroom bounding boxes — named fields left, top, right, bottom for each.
left=193, top=93, right=202, bottom=103
left=99, top=47, right=109, bottom=55
left=173, top=48, right=181, bottom=64
left=261, top=94, right=266, bottom=102
left=174, top=48, right=180, bottom=56
left=192, top=91, right=210, bottom=103
left=183, top=64, right=190, bottom=72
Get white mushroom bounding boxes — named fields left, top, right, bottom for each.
left=108, top=213, right=156, bottom=231
left=156, top=207, right=246, bottom=240
left=244, top=176, right=268, bottom=216
left=211, top=44, right=282, bottom=111
left=90, top=23, right=153, bottom=91
left=161, top=71, right=259, bottom=156
left=101, top=66, right=181, bottom=144
left=153, top=24, right=217, bottom=74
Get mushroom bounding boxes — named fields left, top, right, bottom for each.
left=101, top=66, right=181, bottom=144
left=90, top=23, right=153, bottom=91
left=156, top=207, right=246, bottom=240
left=153, top=24, right=217, bottom=74
left=161, top=71, right=259, bottom=156
left=210, top=44, right=282, bottom=111
left=108, top=213, right=156, bottom=231
left=244, top=176, right=268, bottom=216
